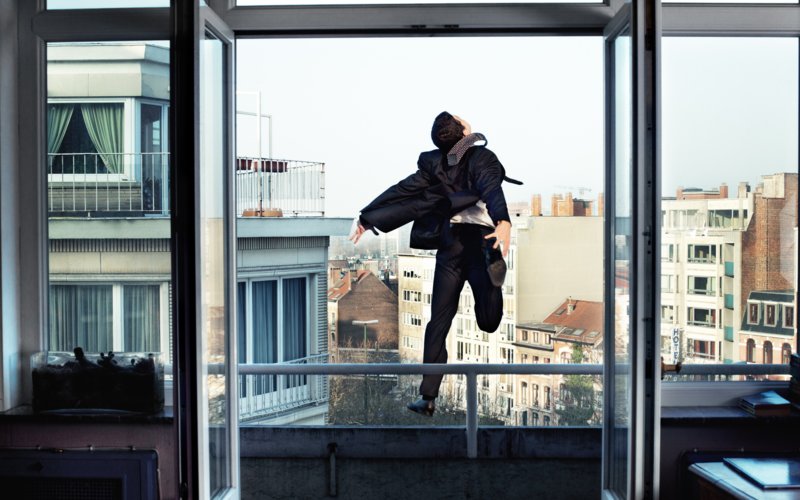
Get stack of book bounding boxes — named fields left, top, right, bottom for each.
left=739, top=390, right=791, bottom=417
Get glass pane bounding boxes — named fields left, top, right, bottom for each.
left=235, top=35, right=604, bottom=435
left=48, top=0, right=168, bottom=8
left=201, top=30, right=230, bottom=496
left=661, top=38, right=798, bottom=374
left=46, top=41, right=171, bottom=412
left=609, top=26, right=632, bottom=497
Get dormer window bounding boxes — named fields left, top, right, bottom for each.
left=764, top=304, right=777, bottom=327
left=747, top=302, right=760, bottom=325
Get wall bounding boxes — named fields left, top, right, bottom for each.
left=241, top=457, right=600, bottom=499
left=515, top=217, right=603, bottom=324
left=0, top=417, right=177, bottom=499
left=741, top=173, right=798, bottom=312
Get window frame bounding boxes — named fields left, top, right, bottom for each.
left=748, top=302, right=760, bottom=325
left=764, top=303, right=777, bottom=327
left=238, top=274, right=313, bottom=364
left=2, top=3, right=798, bottom=499
left=46, top=97, right=135, bottom=181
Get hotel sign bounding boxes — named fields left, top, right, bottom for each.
left=671, top=328, right=681, bottom=363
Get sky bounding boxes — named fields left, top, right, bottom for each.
left=237, top=36, right=797, bottom=218
left=237, top=37, right=605, bottom=218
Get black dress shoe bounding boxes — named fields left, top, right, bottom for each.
left=407, top=398, right=435, bottom=417
left=484, top=240, right=507, bottom=288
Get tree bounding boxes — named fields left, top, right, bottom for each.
left=554, top=345, right=600, bottom=426
left=328, top=375, right=505, bottom=426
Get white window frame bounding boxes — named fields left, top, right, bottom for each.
left=238, top=274, right=313, bottom=365
left=764, top=302, right=778, bottom=327
left=47, top=279, right=171, bottom=356
left=747, top=301, right=761, bottom=325
left=784, top=305, right=795, bottom=329
left=46, top=97, right=135, bottom=182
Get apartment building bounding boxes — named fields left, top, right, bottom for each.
left=46, top=42, right=350, bottom=426
left=515, top=299, right=603, bottom=427
left=661, top=173, right=798, bottom=364
left=397, top=216, right=603, bottom=422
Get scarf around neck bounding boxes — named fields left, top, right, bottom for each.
left=446, top=132, right=487, bottom=166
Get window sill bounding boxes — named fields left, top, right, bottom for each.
left=0, top=404, right=173, bottom=423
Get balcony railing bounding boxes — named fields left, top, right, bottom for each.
left=725, top=261, right=734, bottom=277
left=236, top=157, right=325, bottom=217
left=47, top=154, right=327, bottom=218
left=238, top=353, right=328, bottom=422
left=48, top=152, right=169, bottom=216
left=724, top=294, right=734, bottom=309
left=230, top=362, right=789, bottom=457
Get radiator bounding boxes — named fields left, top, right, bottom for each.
left=0, top=449, right=158, bottom=500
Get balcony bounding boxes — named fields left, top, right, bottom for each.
left=47, top=154, right=326, bottom=219
left=725, top=261, right=734, bottom=277
left=724, top=326, right=734, bottom=342
left=236, top=157, right=325, bottom=217
left=48, top=153, right=169, bottom=217
left=238, top=353, right=328, bottom=422
left=724, top=293, right=734, bottom=309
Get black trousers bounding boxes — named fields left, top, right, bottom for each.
left=419, top=223, right=504, bottom=398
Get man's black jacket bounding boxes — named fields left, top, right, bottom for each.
left=359, top=144, right=514, bottom=250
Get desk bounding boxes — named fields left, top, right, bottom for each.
left=689, top=462, right=800, bottom=500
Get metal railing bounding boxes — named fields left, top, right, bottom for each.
left=48, top=152, right=170, bottom=216
left=234, top=362, right=789, bottom=458
left=235, top=157, right=325, bottom=217
left=238, top=353, right=328, bottom=421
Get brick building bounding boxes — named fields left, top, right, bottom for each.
left=740, top=173, right=798, bottom=313
left=335, top=270, right=399, bottom=351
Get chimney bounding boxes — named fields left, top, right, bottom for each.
left=676, top=186, right=684, bottom=200
left=567, top=297, right=575, bottom=315
left=719, top=183, right=728, bottom=199
left=531, top=194, right=542, bottom=216
left=738, top=182, right=750, bottom=199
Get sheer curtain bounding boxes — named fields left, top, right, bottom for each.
left=283, top=278, right=307, bottom=388
left=283, top=278, right=307, bottom=362
left=48, top=284, right=112, bottom=352
left=81, top=103, right=124, bottom=173
left=47, top=103, right=74, bottom=154
left=237, top=281, right=247, bottom=398
left=123, top=284, right=161, bottom=352
left=252, top=280, right=277, bottom=394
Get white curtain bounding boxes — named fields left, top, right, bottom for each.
left=48, top=284, right=113, bottom=353
left=47, top=104, right=75, bottom=154
left=81, top=103, right=124, bottom=173
left=123, top=284, right=161, bottom=352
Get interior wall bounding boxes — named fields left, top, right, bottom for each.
left=0, top=418, right=177, bottom=499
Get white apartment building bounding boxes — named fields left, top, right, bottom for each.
left=660, top=190, right=753, bottom=364
left=46, top=42, right=350, bottom=426
left=397, top=215, right=604, bottom=423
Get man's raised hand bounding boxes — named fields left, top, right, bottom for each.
left=484, top=220, right=512, bottom=258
